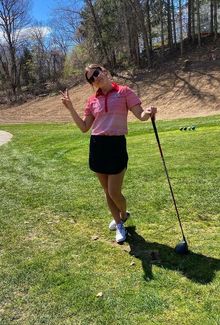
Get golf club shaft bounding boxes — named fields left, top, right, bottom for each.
left=151, top=117, right=187, bottom=242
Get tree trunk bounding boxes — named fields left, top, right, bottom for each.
left=135, top=0, right=151, bottom=66
left=167, top=0, right=173, bottom=48
left=213, top=0, right=218, bottom=41
left=188, top=0, right=192, bottom=41
left=171, top=0, right=177, bottom=47
left=179, top=0, right=183, bottom=56
left=124, top=1, right=140, bottom=66
left=0, top=54, right=10, bottom=84
left=146, top=0, right=152, bottom=51
left=210, top=0, right=214, bottom=34
left=8, top=44, right=18, bottom=98
left=160, top=0, right=165, bottom=58
left=127, top=0, right=151, bottom=67
left=196, top=0, right=201, bottom=47
left=191, top=0, right=196, bottom=42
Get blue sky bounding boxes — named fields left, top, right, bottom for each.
left=31, top=0, right=83, bottom=24
left=32, top=0, right=56, bottom=23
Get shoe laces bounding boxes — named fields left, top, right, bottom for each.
left=117, top=222, right=124, bottom=232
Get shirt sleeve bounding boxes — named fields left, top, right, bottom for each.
left=125, top=86, right=141, bottom=110
left=84, top=98, right=93, bottom=117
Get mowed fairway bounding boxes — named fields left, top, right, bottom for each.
left=0, top=115, right=220, bottom=325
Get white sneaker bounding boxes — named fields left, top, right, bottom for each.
left=115, top=223, right=127, bottom=243
left=109, top=212, right=130, bottom=231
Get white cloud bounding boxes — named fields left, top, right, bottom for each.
left=0, top=26, right=51, bottom=43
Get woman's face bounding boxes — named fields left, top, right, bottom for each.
left=86, top=67, right=107, bottom=87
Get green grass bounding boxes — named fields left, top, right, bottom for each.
left=0, top=115, right=220, bottom=325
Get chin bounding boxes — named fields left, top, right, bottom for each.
left=94, top=81, right=103, bottom=88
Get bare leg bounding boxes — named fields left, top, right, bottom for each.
left=108, top=169, right=127, bottom=221
left=96, top=173, right=121, bottom=224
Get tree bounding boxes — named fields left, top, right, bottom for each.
left=167, top=0, right=173, bottom=48
left=171, top=0, right=177, bottom=47
left=179, top=0, right=183, bottom=55
left=0, top=0, right=31, bottom=99
left=50, top=1, right=83, bottom=53
left=159, top=0, right=165, bottom=56
left=128, top=0, right=151, bottom=66
left=85, top=0, right=111, bottom=66
left=123, top=0, right=140, bottom=66
left=20, top=47, right=35, bottom=86
left=213, top=0, right=218, bottom=41
left=191, top=0, right=196, bottom=42
left=196, top=0, right=201, bottom=47
left=188, top=0, right=192, bottom=40
left=30, top=24, right=51, bottom=83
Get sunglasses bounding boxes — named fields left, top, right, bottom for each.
left=87, top=68, right=102, bottom=84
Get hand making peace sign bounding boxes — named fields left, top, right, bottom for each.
left=60, top=89, right=73, bottom=111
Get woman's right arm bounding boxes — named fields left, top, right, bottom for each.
left=60, top=89, right=94, bottom=133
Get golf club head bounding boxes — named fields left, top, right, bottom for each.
left=175, top=240, right=189, bottom=255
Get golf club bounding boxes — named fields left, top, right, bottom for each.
left=151, top=116, right=189, bottom=254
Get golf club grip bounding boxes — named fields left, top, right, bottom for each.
left=151, top=118, right=187, bottom=242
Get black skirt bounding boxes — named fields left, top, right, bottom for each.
left=89, top=135, right=128, bottom=174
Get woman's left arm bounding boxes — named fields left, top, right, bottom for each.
left=130, top=105, right=157, bottom=121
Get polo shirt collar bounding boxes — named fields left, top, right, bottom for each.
left=96, top=82, right=119, bottom=97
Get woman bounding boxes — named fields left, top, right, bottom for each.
left=60, top=64, right=157, bottom=243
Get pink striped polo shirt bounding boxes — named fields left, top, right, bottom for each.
left=84, top=83, right=141, bottom=135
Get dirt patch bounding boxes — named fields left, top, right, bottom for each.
left=0, top=62, right=220, bottom=124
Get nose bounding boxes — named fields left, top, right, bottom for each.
left=94, top=74, right=100, bottom=80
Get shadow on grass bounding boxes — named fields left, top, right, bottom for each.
left=126, top=226, right=220, bottom=284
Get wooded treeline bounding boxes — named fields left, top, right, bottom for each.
left=0, top=0, right=219, bottom=103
